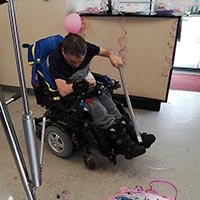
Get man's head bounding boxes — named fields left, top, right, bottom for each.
left=61, top=33, right=87, bottom=68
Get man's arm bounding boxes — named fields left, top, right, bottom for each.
left=98, top=47, right=123, bottom=68
left=55, top=79, right=73, bottom=97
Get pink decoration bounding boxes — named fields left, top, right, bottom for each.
left=64, top=13, right=81, bottom=34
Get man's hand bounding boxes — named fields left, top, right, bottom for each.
left=72, top=78, right=89, bottom=96
left=86, top=78, right=96, bottom=88
left=109, top=52, right=124, bottom=68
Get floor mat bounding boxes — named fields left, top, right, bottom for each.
left=170, top=73, right=200, bottom=92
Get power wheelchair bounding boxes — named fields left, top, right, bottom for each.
left=23, top=35, right=144, bottom=169
left=34, top=71, right=133, bottom=169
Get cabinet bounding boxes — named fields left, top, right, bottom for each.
left=81, top=14, right=181, bottom=110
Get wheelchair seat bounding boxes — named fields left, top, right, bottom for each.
left=23, top=35, right=137, bottom=169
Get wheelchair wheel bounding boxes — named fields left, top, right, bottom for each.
left=45, top=125, right=73, bottom=158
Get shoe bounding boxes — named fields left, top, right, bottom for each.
left=124, top=144, right=146, bottom=159
left=120, top=117, right=156, bottom=149
left=140, top=132, right=156, bottom=148
left=108, top=120, right=146, bottom=159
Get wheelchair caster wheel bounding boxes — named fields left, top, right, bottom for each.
left=84, top=154, right=97, bottom=169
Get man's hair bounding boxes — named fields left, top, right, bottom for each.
left=62, top=33, right=87, bottom=57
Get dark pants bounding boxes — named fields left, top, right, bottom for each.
left=85, top=91, right=122, bottom=129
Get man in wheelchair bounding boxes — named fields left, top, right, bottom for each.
left=47, top=33, right=155, bottom=166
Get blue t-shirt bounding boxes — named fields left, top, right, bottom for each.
left=49, top=42, right=100, bottom=83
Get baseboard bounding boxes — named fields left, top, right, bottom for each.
left=113, top=94, right=161, bottom=111
left=0, top=84, right=34, bottom=95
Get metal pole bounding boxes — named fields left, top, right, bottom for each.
left=118, top=65, right=143, bottom=143
left=0, top=87, right=36, bottom=200
left=7, top=0, right=29, bottom=114
left=40, top=116, right=47, bottom=169
left=7, top=0, right=41, bottom=190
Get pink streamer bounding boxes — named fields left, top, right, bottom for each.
left=161, top=19, right=177, bottom=77
left=117, top=18, right=127, bottom=59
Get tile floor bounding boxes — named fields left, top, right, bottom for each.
left=0, top=89, right=200, bottom=200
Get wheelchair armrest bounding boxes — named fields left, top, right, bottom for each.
left=92, top=72, right=106, bottom=83
left=92, top=72, right=121, bottom=91
left=72, top=78, right=90, bottom=97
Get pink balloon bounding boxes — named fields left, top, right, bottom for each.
left=64, top=13, right=81, bottom=34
